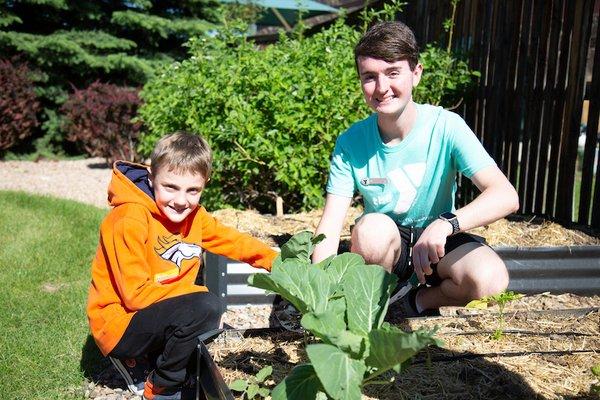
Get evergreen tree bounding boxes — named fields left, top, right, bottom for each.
left=0, top=0, right=220, bottom=154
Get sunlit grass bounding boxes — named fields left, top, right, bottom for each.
left=0, top=191, right=107, bottom=399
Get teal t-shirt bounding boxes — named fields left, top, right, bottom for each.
left=326, top=103, right=495, bottom=227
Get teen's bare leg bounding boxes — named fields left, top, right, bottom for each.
left=350, top=213, right=400, bottom=271
left=416, top=243, right=509, bottom=310
left=350, top=213, right=509, bottom=310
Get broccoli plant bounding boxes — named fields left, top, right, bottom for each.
left=248, top=231, right=440, bottom=400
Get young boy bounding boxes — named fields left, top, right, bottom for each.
left=312, top=21, right=520, bottom=317
left=87, top=132, right=277, bottom=400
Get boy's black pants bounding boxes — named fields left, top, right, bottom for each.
left=109, top=292, right=222, bottom=388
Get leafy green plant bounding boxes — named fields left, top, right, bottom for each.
left=248, top=232, right=441, bottom=400
left=466, top=291, right=524, bottom=340
left=229, top=366, right=273, bottom=399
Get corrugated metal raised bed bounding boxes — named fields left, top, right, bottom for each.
left=204, top=246, right=600, bottom=307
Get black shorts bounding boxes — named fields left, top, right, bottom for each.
left=393, top=225, right=487, bottom=286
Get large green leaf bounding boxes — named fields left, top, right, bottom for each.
left=365, top=327, right=441, bottom=372
left=330, top=330, right=368, bottom=359
left=301, top=311, right=345, bottom=341
left=314, top=254, right=335, bottom=270
left=301, top=312, right=366, bottom=359
left=248, top=263, right=309, bottom=314
left=271, top=364, right=324, bottom=400
left=343, top=264, right=397, bottom=335
left=325, top=253, right=364, bottom=295
left=307, top=344, right=366, bottom=400
left=325, top=296, right=346, bottom=323
left=279, top=231, right=325, bottom=263
left=248, top=259, right=332, bottom=314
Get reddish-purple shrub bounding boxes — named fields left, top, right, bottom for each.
left=62, top=82, right=143, bottom=164
left=0, top=59, right=41, bottom=151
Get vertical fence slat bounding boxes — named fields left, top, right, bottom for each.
left=545, top=0, right=572, bottom=218
left=555, top=0, right=594, bottom=223
left=534, top=0, right=564, bottom=214
left=523, top=0, right=551, bottom=214
left=580, top=4, right=600, bottom=227
left=514, top=2, right=534, bottom=212
left=458, top=0, right=487, bottom=207
left=504, top=1, right=521, bottom=200
left=589, top=3, right=600, bottom=228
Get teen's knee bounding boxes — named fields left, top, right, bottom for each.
left=464, top=253, right=509, bottom=299
left=350, top=213, right=400, bottom=270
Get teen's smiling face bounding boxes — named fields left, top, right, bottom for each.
left=357, top=57, right=422, bottom=117
left=150, top=168, right=206, bottom=224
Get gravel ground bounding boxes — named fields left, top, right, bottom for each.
left=0, top=157, right=112, bottom=208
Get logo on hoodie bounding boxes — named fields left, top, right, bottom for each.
left=154, top=235, right=203, bottom=283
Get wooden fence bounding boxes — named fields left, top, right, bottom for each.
left=401, top=0, right=599, bottom=231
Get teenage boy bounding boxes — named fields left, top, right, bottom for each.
left=87, top=132, right=278, bottom=400
left=312, top=21, right=519, bottom=317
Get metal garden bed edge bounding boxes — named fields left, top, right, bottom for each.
left=204, top=245, right=600, bottom=308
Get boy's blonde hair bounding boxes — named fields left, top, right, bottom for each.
left=150, top=131, right=212, bottom=180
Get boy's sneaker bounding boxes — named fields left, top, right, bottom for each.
left=109, top=356, right=152, bottom=396
left=143, top=379, right=182, bottom=400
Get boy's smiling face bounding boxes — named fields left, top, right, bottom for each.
left=357, top=57, right=422, bottom=117
left=150, top=168, right=206, bottom=224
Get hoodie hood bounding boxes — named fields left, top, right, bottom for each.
left=108, top=161, right=159, bottom=215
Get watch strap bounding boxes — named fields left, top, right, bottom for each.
left=439, top=213, right=460, bottom=235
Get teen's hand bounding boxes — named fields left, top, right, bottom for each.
left=411, top=219, right=453, bottom=284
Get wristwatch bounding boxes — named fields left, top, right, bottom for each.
left=439, top=212, right=460, bottom=235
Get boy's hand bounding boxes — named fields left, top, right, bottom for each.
left=411, top=219, right=453, bottom=284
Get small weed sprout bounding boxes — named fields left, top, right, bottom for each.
left=466, top=291, right=524, bottom=340
left=229, top=366, right=273, bottom=399
left=591, top=363, right=600, bottom=394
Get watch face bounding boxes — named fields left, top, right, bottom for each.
left=440, top=212, right=456, bottom=219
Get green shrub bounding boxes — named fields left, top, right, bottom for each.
left=140, top=19, right=366, bottom=213
left=139, top=3, right=479, bottom=213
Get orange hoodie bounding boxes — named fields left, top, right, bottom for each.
left=87, top=161, right=277, bottom=356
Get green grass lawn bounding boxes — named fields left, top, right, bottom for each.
left=0, top=191, right=108, bottom=399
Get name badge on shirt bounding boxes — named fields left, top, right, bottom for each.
left=361, top=177, right=388, bottom=186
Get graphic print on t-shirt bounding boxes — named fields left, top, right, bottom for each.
left=387, top=162, right=426, bottom=214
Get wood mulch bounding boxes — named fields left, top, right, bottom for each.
left=212, top=294, right=600, bottom=400
left=211, top=207, right=600, bottom=248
